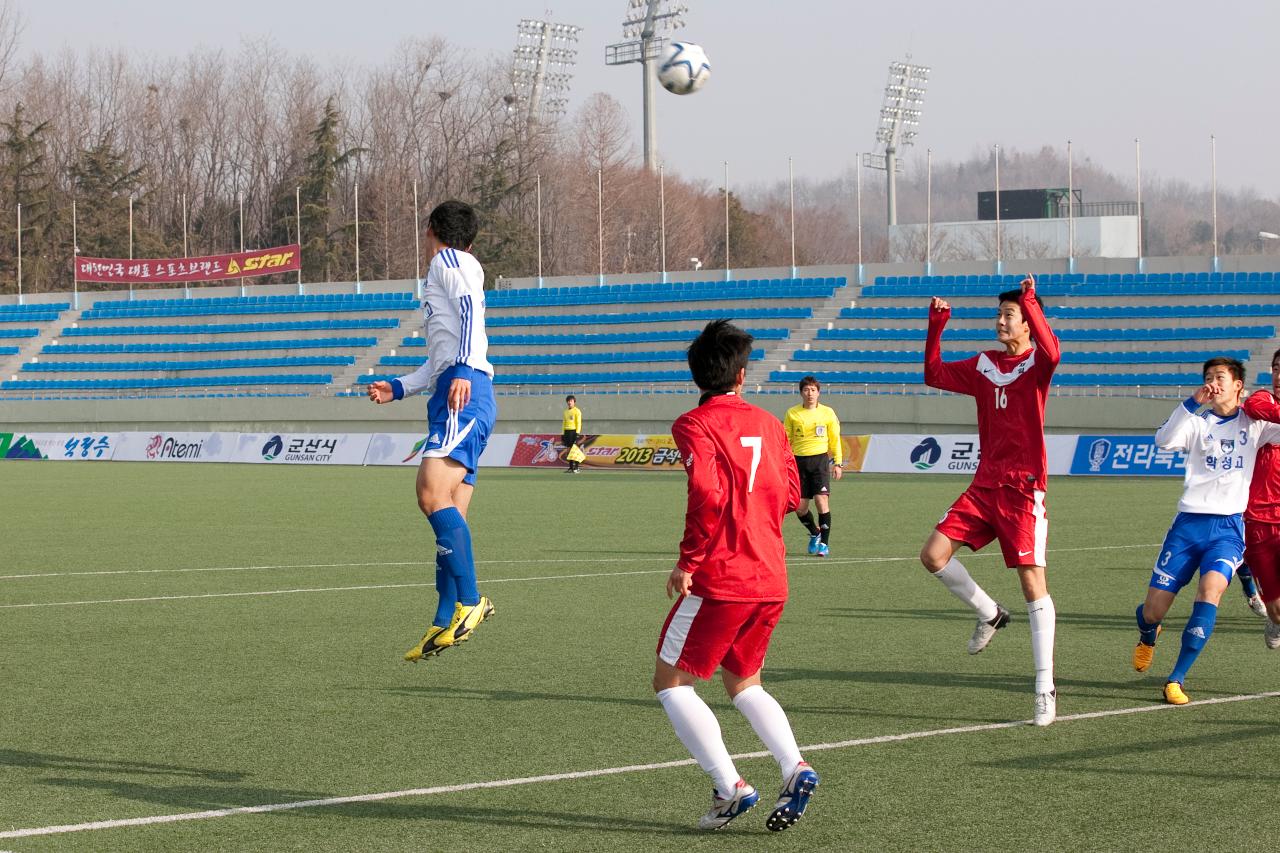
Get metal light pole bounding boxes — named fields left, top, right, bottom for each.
left=659, top=164, right=667, bottom=282
left=925, top=149, right=933, bottom=273
left=295, top=186, right=303, bottom=294
left=512, top=19, right=580, bottom=129
left=855, top=153, right=864, bottom=283
left=238, top=190, right=246, bottom=297
left=71, top=198, right=79, bottom=309
left=128, top=195, right=134, bottom=300
left=865, top=58, right=929, bottom=229
left=597, top=168, right=604, bottom=285
left=994, top=144, right=1002, bottom=273
left=536, top=173, right=544, bottom=288
left=1211, top=135, right=1219, bottom=273
left=1135, top=137, right=1143, bottom=273
left=1067, top=140, right=1075, bottom=274
left=723, top=161, right=730, bottom=281
left=354, top=182, right=361, bottom=292
left=181, top=192, right=190, bottom=299
left=789, top=156, right=797, bottom=277
left=606, top=0, right=688, bottom=173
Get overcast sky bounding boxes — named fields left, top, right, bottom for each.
left=20, top=0, right=1280, bottom=198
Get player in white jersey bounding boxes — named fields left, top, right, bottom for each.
left=368, top=200, right=497, bottom=662
left=1132, top=357, right=1280, bottom=704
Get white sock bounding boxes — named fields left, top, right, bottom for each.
left=657, top=686, right=739, bottom=798
left=1027, top=595, right=1056, bottom=694
left=934, top=558, right=998, bottom=622
left=732, top=684, right=804, bottom=780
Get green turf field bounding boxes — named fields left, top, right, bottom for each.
left=1, top=463, right=1277, bottom=851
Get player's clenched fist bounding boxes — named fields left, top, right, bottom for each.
left=930, top=296, right=951, bottom=313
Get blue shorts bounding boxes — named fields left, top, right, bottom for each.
left=1149, top=512, right=1244, bottom=593
left=423, top=365, right=496, bottom=486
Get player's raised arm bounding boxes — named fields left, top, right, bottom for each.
left=1155, top=382, right=1216, bottom=450
left=924, top=296, right=972, bottom=394
left=1019, top=276, right=1061, bottom=366
left=672, top=417, right=726, bottom=576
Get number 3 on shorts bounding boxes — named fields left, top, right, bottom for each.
left=740, top=436, right=761, bottom=492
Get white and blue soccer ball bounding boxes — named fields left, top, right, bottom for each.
left=657, top=41, right=711, bottom=95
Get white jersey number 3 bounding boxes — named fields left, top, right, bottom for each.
left=740, top=436, right=762, bottom=492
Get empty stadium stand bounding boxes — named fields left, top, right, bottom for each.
left=2, top=269, right=1278, bottom=399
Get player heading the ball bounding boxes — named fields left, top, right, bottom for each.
left=367, top=200, right=496, bottom=663
left=919, top=276, right=1061, bottom=726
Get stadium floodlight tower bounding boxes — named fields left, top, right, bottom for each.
left=605, top=0, right=688, bottom=173
left=511, top=18, right=581, bottom=129
left=863, top=58, right=929, bottom=227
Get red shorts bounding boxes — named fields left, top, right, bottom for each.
left=1245, top=520, right=1280, bottom=603
left=656, top=596, right=784, bottom=680
left=936, top=484, right=1048, bottom=568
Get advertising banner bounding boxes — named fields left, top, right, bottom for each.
left=1070, top=435, right=1186, bottom=477
left=113, top=432, right=237, bottom=463
left=362, top=433, right=518, bottom=468
left=840, top=435, right=872, bottom=473
left=22, top=432, right=118, bottom=461
left=233, top=432, right=371, bottom=465
left=76, top=244, right=301, bottom=284
left=510, top=433, right=685, bottom=469
left=0, top=432, right=47, bottom=459
left=862, top=434, right=1076, bottom=476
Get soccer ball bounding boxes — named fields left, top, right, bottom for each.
left=657, top=42, right=711, bottom=95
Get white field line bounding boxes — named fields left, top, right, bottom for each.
left=0, top=542, right=1161, bottom=583
left=2, top=689, right=1276, bottom=841
left=0, top=543, right=1162, bottom=611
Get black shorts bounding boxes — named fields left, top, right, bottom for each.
left=796, top=454, right=831, bottom=499
left=562, top=430, right=579, bottom=448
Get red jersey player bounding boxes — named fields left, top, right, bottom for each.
left=1241, top=346, right=1280, bottom=648
left=919, top=276, right=1061, bottom=726
left=653, top=319, right=819, bottom=832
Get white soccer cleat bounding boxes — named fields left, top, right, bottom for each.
left=968, top=605, right=1010, bottom=655
left=1033, top=691, right=1057, bottom=727
left=1265, top=619, right=1280, bottom=650
left=698, top=780, right=759, bottom=831
left=1248, top=594, right=1268, bottom=618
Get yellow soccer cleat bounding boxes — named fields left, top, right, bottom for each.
left=1163, top=681, right=1190, bottom=706
left=1133, top=626, right=1161, bottom=672
left=404, top=624, right=455, bottom=662
left=450, top=596, right=495, bottom=645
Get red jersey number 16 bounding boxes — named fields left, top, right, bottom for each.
left=993, top=388, right=1008, bottom=410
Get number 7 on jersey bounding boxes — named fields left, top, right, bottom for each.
left=740, top=436, right=762, bottom=492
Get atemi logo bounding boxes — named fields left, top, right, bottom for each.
left=262, top=435, right=284, bottom=460
left=910, top=437, right=943, bottom=470
left=145, top=434, right=164, bottom=459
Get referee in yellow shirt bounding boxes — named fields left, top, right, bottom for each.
left=783, top=375, right=843, bottom=556
left=562, top=394, right=583, bottom=473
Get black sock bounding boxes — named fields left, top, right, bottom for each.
left=797, top=510, right=819, bottom=536
left=819, top=512, right=831, bottom=545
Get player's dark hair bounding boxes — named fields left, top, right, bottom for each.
left=1271, top=347, right=1280, bottom=367
left=1203, top=356, right=1246, bottom=383
left=565, top=394, right=576, bottom=403
left=998, top=289, right=1044, bottom=311
left=427, top=200, right=479, bottom=250
left=687, top=319, right=753, bottom=393
left=799, top=375, right=820, bottom=391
